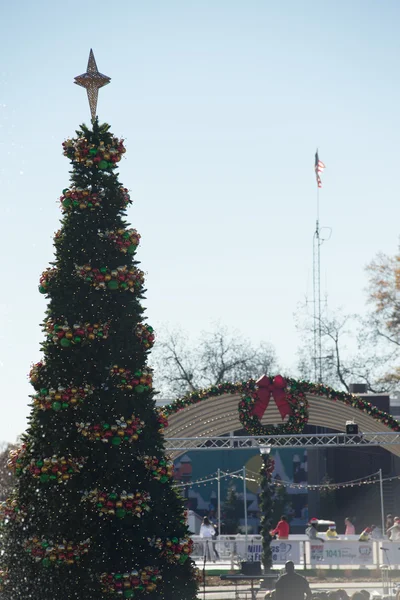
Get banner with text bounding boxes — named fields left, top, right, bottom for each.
left=309, top=541, right=374, bottom=566
left=238, top=540, right=301, bottom=565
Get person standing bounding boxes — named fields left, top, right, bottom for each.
left=387, top=517, right=400, bottom=541
left=275, top=560, right=312, bottom=600
left=306, top=520, right=325, bottom=543
left=344, top=517, right=355, bottom=535
left=386, top=514, right=394, bottom=534
left=271, top=515, right=290, bottom=539
left=199, top=516, right=218, bottom=562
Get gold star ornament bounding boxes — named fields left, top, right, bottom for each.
left=74, top=49, right=111, bottom=121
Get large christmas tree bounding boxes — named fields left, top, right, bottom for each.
left=0, top=51, right=198, bottom=600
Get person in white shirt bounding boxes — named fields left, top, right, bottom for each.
left=200, top=517, right=218, bottom=562
left=387, top=517, right=400, bottom=541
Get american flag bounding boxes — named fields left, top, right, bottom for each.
left=315, top=151, right=326, bottom=188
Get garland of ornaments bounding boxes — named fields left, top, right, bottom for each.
left=19, top=456, right=86, bottom=484
left=59, top=186, right=131, bottom=212
left=100, top=568, right=161, bottom=597
left=135, top=323, right=155, bottom=350
left=75, top=264, right=144, bottom=292
left=157, top=412, right=169, bottom=434
left=62, top=136, right=126, bottom=170
left=143, top=456, right=173, bottom=483
left=39, top=267, right=57, bottom=295
left=31, top=384, right=95, bottom=412
left=24, top=537, right=90, bottom=566
left=76, top=414, right=144, bottom=445
left=159, top=377, right=400, bottom=436
left=45, top=320, right=110, bottom=347
left=29, top=362, right=46, bottom=386
left=110, top=366, right=153, bottom=393
left=98, top=228, right=140, bottom=255
left=7, top=444, right=27, bottom=474
left=81, top=490, right=151, bottom=519
left=148, top=536, right=193, bottom=564
left=0, top=498, right=26, bottom=524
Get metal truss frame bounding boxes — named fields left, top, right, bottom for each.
left=164, top=432, right=400, bottom=451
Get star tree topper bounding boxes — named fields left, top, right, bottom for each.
left=74, top=49, right=111, bottom=121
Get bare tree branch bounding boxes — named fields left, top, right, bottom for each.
left=151, top=324, right=278, bottom=397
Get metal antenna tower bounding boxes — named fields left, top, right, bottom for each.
left=313, top=151, right=330, bottom=383
left=313, top=190, right=322, bottom=383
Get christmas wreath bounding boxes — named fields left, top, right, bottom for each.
left=238, top=375, right=309, bottom=435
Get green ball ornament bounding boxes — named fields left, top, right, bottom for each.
left=100, top=267, right=107, bottom=274
left=135, top=385, right=145, bottom=394
left=52, top=401, right=62, bottom=411
left=62, top=188, right=69, bottom=194
left=114, top=574, right=123, bottom=580
left=74, top=336, right=82, bottom=343
left=39, top=285, right=46, bottom=294
left=40, top=389, right=48, bottom=396
left=127, top=245, right=136, bottom=255
left=112, top=437, right=121, bottom=446
left=42, top=558, right=51, bottom=567
left=89, top=148, right=98, bottom=156
left=62, top=198, right=71, bottom=208
left=60, top=338, right=71, bottom=348
left=40, top=474, right=49, bottom=483
left=160, top=475, right=168, bottom=483
left=107, top=280, right=119, bottom=290
left=124, top=591, right=134, bottom=598
left=116, top=508, right=126, bottom=519
left=62, top=402, right=69, bottom=409
left=102, top=423, right=110, bottom=430
left=98, top=160, right=109, bottom=170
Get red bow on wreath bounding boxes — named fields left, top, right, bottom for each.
left=252, top=375, right=292, bottom=420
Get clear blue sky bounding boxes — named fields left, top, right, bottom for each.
left=1, top=0, right=400, bottom=442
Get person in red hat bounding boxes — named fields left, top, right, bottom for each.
left=305, top=519, right=325, bottom=542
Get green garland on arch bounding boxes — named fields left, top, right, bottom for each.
left=159, top=378, right=400, bottom=435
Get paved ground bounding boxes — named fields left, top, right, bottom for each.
left=198, top=583, right=396, bottom=600
left=193, top=560, right=399, bottom=598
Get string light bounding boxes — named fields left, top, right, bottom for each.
left=173, top=468, right=400, bottom=491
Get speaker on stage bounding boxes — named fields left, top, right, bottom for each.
left=241, top=561, right=261, bottom=576
left=346, top=421, right=359, bottom=435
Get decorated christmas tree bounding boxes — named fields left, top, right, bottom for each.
left=259, top=449, right=275, bottom=572
left=0, top=51, right=199, bottom=600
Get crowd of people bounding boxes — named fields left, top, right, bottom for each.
left=269, top=513, right=400, bottom=542
left=266, top=561, right=397, bottom=600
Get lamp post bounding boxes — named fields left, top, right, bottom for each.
left=259, top=445, right=275, bottom=573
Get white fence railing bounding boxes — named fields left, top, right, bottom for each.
left=191, top=535, right=400, bottom=568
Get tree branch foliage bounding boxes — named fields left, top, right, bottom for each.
left=295, top=305, right=396, bottom=393
left=151, top=324, right=278, bottom=398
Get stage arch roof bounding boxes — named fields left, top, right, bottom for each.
left=163, top=390, right=400, bottom=458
